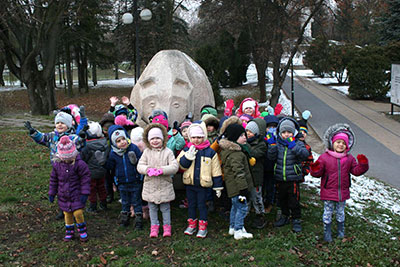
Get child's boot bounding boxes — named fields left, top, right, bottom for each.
left=55, top=209, right=64, bottom=220
left=323, top=223, right=332, bottom=242
left=337, top=221, right=345, bottom=238
left=64, top=224, right=75, bottom=242
left=86, top=202, right=97, bottom=213
left=149, top=224, right=159, bottom=238
left=135, top=213, right=143, bottom=230
left=76, top=222, right=88, bottom=242
left=120, top=211, right=130, bottom=227
left=274, top=215, right=290, bottom=227
left=98, top=201, right=107, bottom=211
left=184, top=218, right=197, bottom=235
left=234, top=228, right=253, bottom=240
left=292, top=219, right=302, bottom=233
left=163, top=225, right=172, bottom=237
left=253, top=214, right=266, bottom=229
left=196, top=220, right=208, bottom=238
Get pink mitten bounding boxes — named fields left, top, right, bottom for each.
left=156, top=168, right=163, bottom=176
left=147, top=168, right=158, bottom=176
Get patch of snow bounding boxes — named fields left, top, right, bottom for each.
left=330, top=85, right=349, bottom=95
left=312, top=77, right=338, bottom=85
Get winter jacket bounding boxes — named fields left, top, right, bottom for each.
left=30, top=129, right=86, bottom=162
left=137, top=124, right=179, bottom=204
left=247, top=118, right=267, bottom=187
left=80, top=137, right=109, bottom=179
left=235, top=97, right=261, bottom=118
left=167, top=130, right=186, bottom=156
left=219, top=139, right=254, bottom=198
left=177, top=123, right=222, bottom=188
left=49, top=155, right=91, bottom=212
left=104, top=125, right=142, bottom=185
left=311, top=123, right=368, bottom=202
left=267, top=117, right=309, bottom=182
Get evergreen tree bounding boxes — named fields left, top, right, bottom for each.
left=380, top=0, right=400, bottom=44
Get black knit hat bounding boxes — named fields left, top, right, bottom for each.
left=224, top=124, right=246, bottom=142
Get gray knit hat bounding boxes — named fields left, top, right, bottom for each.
left=111, top=129, right=127, bottom=146
left=55, top=112, right=73, bottom=129
left=279, top=119, right=296, bottom=135
left=245, top=121, right=259, bottom=136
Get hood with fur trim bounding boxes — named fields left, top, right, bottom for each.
left=323, top=123, right=355, bottom=152
left=143, top=123, right=169, bottom=149
left=219, top=116, right=242, bottom=135
left=218, top=138, right=242, bottom=151
left=201, top=113, right=220, bottom=130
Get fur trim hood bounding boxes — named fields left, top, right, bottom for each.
left=143, top=123, right=169, bottom=149
left=219, top=138, right=242, bottom=151
left=323, top=123, right=356, bottom=152
left=201, top=114, right=220, bottom=130
left=219, top=116, right=242, bottom=135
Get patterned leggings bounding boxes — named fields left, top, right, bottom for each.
left=323, top=200, right=346, bottom=224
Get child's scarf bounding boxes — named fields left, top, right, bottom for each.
left=188, top=140, right=210, bottom=150
left=112, top=139, right=132, bottom=156
left=326, top=149, right=347, bottom=159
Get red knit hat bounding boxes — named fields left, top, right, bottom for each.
left=332, top=132, right=349, bottom=148
left=57, top=136, right=78, bottom=160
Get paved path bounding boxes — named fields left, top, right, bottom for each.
left=282, top=75, right=400, bottom=189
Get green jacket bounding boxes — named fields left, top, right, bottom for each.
left=219, top=139, right=254, bottom=198
left=247, top=118, right=267, bottom=187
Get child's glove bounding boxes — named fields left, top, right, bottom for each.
left=156, top=168, right=163, bottom=176
left=224, top=99, right=234, bottom=117
left=110, top=96, right=118, bottom=107
left=128, top=151, right=137, bottom=165
left=49, top=195, right=55, bottom=203
left=310, top=161, right=321, bottom=173
left=80, top=195, right=88, bottom=204
left=265, top=133, right=276, bottom=145
left=94, top=150, right=107, bottom=165
left=214, top=187, right=223, bottom=198
left=285, top=137, right=296, bottom=149
left=357, top=154, right=368, bottom=164
left=79, top=105, right=86, bottom=118
left=78, top=124, right=89, bottom=139
left=24, top=121, right=37, bottom=135
left=185, top=146, right=197, bottom=161
left=172, top=121, right=180, bottom=135
left=147, top=168, right=158, bottom=176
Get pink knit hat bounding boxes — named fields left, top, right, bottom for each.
left=332, top=132, right=349, bottom=148
left=148, top=127, right=164, bottom=141
left=152, top=114, right=169, bottom=129
left=180, top=121, right=192, bottom=129
left=57, top=136, right=78, bottom=160
left=189, top=124, right=205, bottom=137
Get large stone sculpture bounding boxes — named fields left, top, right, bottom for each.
left=130, top=50, right=215, bottom=126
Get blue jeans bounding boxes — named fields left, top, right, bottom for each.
left=230, top=196, right=249, bottom=231
left=323, top=200, right=346, bottom=224
left=186, top=185, right=208, bottom=221
left=118, top=182, right=142, bottom=214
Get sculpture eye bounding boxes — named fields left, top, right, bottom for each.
left=141, top=78, right=155, bottom=89
left=172, top=102, right=180, bottom=108
left=149, top=101, right=156, bottom=108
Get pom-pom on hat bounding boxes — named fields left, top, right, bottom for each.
left=111, top=129, right=127, bottom=146
left=55, top=112, right=73, bottom=129
left=115, top=115, right=134, bottom=126
left=332, top=132, right=349, bottom=148
left=148, top=127, right=164, bottom=141
left=57, top=136, right=78, bottom=160
left=245, top=121, right=260, bottom=136
left=87, top=121, right=103, bottom=138
left=224, top=124, right=246, bottom=142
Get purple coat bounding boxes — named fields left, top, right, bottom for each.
left=49, top=155, right=91, bottom=212
left=310, top=152, right=369, bottom=202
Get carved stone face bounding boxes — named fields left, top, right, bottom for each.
left=130, top=50, right=215, bottom=126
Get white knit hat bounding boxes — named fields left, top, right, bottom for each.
left=87, top=121, right=103, bottom=138
left=242, top=100, right=256, bottom=111
left=55, top=112, right=73, bottom=129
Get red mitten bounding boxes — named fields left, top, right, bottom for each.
left=224, top=99, right=234, bottom=117
left=357, top=154, right=368, bottom=164
left=274, top=103, right=283, bottom=116
left=310, top=161, right=321, bottom=173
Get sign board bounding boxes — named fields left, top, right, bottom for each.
left=391, top=64, right=400, bottom=106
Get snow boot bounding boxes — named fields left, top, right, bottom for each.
left=323, top=223, right=332, bottom=242
left=163, top=225, right=172, bottom=237
left=292, top=219, right=302, bottom=233
left=274, top=215, right=290, bottom=227
left=196, top=220, right=208, bottom=238
left=55, top=209, right=64, bottom=220
left=98, top=201, right=107, bottom=211
left=252, top=214, right=266, bottom=229
left=120, top=211, right=130, bottom=227
left=337, top=221, right=345, bottom=238
left=135, top=213, right=143, bottom=230
left=149, top=224, right=159, bottom=238
left=184, top=218, right=197, bottom=235
left=234, top=228, right=253, bottom=240
left=86, top=202, right=97, bottom=213
left=76, top=222, right=88, bottom=242
left=64, top=224, right=75, bottom=242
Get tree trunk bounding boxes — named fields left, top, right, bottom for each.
left=58, top=61, right=63, bottom=85
left=92, top=62, right=97, bottom=86
left=65, top=43, right=73, bottom=97
left=270, top=54, right=282, bottom=107
left=75, top=45, right=83, bottom=93
left=0, top=57, right=5, bottom=86
left=82, top=44, right=89, bottom=93
left=114, top=62, right=119, bottom=80
left=254, top=58, right=268, bottom=103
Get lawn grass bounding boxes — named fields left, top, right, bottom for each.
left=1, top=131, right=400, bottom=266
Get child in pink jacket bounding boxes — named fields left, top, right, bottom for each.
left=310, top=123, right=369, bottom=242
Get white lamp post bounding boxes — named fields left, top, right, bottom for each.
left=122, top=5, right=152, bottom=83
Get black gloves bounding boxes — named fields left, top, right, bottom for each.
left=173, top=121, right=180, bottom=133
left=24, top=121, right=37, bottom=135
left=78, top=124, right=89, bottom=139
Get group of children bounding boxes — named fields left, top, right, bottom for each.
left=25, top=96, right=369, bottom=243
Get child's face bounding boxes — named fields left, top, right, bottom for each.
left=149, top=137, right=162, bottom=149
left=115, top=136, right=128, bottom=149
left=267, top=124, right=277, bottom=132
left=191, top=136, right=204, bottom=146
left=333, top=139, right=347, bottom=153
left=236, top=133, right=247, bottom=144
left=299, top=130, right=307, bottom=141
left=281, top=130, right=293, bottom=139
left=207, top=125, right=215, bottom=133
left=243, top=107, right=254, bottom=115
left=246, top=130, right=255, bottom=139
left=182, top=127, right=189, bottom=140
left=55, top=122, right=68, bottom=133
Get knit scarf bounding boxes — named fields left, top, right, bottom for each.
left=188, top=140, right=210, bottom=150
left=238, top=143, right=252, bottom=158
left=112, top=139, right=131, bottom=156
left=326, top=149, right=347, bottom=159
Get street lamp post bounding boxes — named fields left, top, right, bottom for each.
left=122, top=4, right=152, bottom=84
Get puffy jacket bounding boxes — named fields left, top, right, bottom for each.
left=137, top=124, right=179, bottom=204
left=247, top=118, right=267, bottom=186
left=80, top=137, right=109, bottom=179
left=49, top=155, right=91, bottom=212
left=219, top=139, right=254, bottom=198
left=267, top=117, right=309, bottom=182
